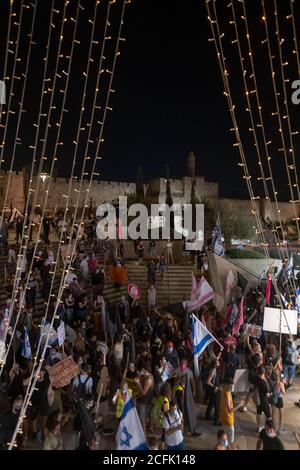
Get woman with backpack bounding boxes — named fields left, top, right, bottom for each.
left=282, top=337, right=298, bottom=391
left=269, top=369, right=285, bottom=434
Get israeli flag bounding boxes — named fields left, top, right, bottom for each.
left=116, top=389, right=147, bottom=451
left=287, top=254, right=294, bottom=278
left=212, top=216, right=225, bottom=257
left=22, top=327, right=32, bottom=359
left=192, top=314, right=215, bottom=376
left=295, top=288, right=300, bottom=315
left=280, top=293, right=289, bottom=309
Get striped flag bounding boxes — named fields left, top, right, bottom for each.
left=183, top=276, right=215, bottom=313
left=192, top=314, right=218, bottom=376
left=287, top=254, right=294, bottom=278
left=116, top=388, right=147, bottom=450
left=295, top=288, right=300, bottom=315
left=232, top=298, right=244, bottom=336
left=22, top=327, right=32, bottom=359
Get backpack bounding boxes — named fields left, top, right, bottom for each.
left=75, top=375, right=90, bottom=401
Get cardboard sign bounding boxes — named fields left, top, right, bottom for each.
left=263, top=307, right=298, bottom=335
left=128, top=284, right=141, bottom=300
left=57, top=322, right=65, bottom=347
left=234, top=369, right=249, bottom=393
left=48, top=356, right=79, bottom=389
left=244, top=323, right=262, bottom=339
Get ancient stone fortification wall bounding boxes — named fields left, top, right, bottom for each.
left=30, top=177, right=137, bottom=209
left=0, top=171, right=24, bottom=211
left=153, top=176, right=219, bottom=205
left=219, top=198, right=299, bottom=223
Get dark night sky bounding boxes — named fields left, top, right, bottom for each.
left=0, top=0, right=300, bottom=199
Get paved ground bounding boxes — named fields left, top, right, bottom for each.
left=58, top=376, right=300, bottom=451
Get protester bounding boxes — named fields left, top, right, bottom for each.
left=162, top=399, right=185, bottom=450
left=219, top=378, right=244, bottom=448
left=256, top=419, right=285, bottom=450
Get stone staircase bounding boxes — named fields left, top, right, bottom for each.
left=0, top=241, right=195, bottom=321
left=126, top=264, right=194, bottom=308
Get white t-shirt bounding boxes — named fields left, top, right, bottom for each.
left=162, top=410, right=184, bottom=447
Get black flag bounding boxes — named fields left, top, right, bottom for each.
left=183, top=373, right=197, bottom=435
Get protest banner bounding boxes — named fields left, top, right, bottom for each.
left=263, top=307, right=298, bottom=335
left=48, top=356, right=79, bottom=388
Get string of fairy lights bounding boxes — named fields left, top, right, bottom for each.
left=0, top=0, right=38, bottom=231
left=0, top=2, right=80, bottom=375
left=0, top=0, right=25, bottom=171
left=229, top=0, right=298, bottom=295
left=290, top=0, right=300, bottom=78
left=0, top=0, right=57, bottom=360
left=4, top=0, right=111, bottom=430
left=205, top=0, right=296, bottom=337
left=261, top=0, right=300, bottom=218
left=0, top=0, right=13, bottom=131
left=2, top=0, right=128, bottom=449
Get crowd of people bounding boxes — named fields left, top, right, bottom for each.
left=0, top=214, right=299, bottom=451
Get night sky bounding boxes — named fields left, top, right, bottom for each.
left=0, top=0, right=299, bottom=199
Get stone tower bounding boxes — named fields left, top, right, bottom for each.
left=187, top=151, right=196, bottom=177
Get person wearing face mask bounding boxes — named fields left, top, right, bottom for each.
left=219, top=378, right=244, bottom=448
left=0, top=395, right=23, bottom=449
left=165, top=341, right=179, bottom=369
left=174, top=358, right=196, bottom=397
left=162, top=399, right=185, bottom=450
left=214, top=429, right=229, bottom=450
left=256, top=419, right=285, bottom=450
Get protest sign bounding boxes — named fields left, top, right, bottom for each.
left=57, top=322, right=65, bottom=347
left=244, top=323, right=262, bottom=339
left=263, top=307, right=298, bottom=335
left=161, top=361, right=174, bottom=382
left=48, top=356, right=79, bottom=389
left=128, top=284, right=141, bottom=300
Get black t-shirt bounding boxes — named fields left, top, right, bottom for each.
left=259, top=429, right=285, bottom=450
left=252, top=376, right=270, bottom=404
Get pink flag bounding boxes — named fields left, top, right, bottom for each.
left=183, top=276, right=215, bottom=313
left=232, top=297, right=244, bottom=336
left=265, top=274, right=271, bottom=306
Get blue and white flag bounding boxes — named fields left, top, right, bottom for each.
left=280, top=293, right=289, bottom=309
left=116, top=388, right=147, bottom=451
left=212, top=215, right=225, bottom=257
left=192, top=314, right=219, bottom=376
left=22, top=327, right=32, bottom=359
left=287, top=254, right=294, bottom=278
left=295, top=288, right=300, bottom=315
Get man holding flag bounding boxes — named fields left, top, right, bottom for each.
left=116, top=384, right=148, bottom=451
